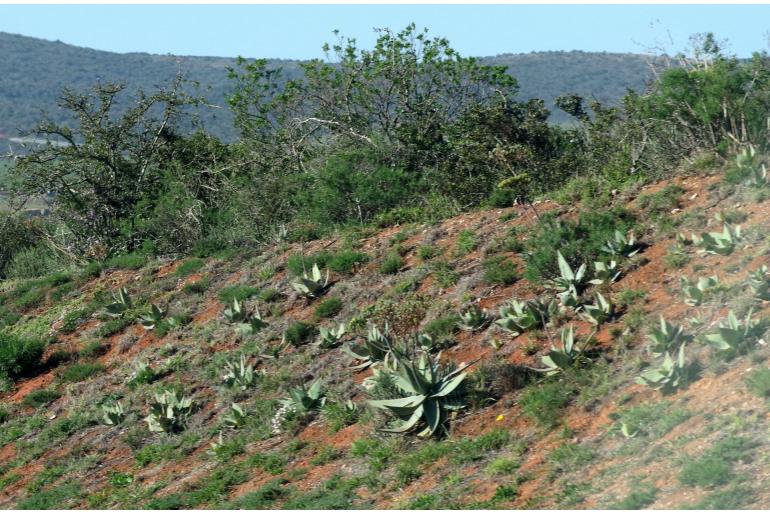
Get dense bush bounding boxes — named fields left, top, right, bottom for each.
left=284, top=321, right=316, bottom=347
left=5, top=28, right=769, bottom=263
left=0, top=332, right=45, bottom=380
left=22, top=388, right=61, bottom=408
left=0, top=215, right=43, bottom=278
left=524, top=209, right=636, bottom=282
left=287, top=250, right=369, bottom=276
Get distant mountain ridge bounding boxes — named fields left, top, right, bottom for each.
left=0, top=31, right=660, bottom=141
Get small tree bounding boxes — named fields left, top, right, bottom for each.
left=11, top=78, right=200, bottom=254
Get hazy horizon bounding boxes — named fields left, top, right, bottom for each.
left=1, top=5, right=769, bottom=60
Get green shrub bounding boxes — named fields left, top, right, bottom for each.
left=328, top=251, right=369, bottom=274
left=636, top=184, right=684, bottom=217
left=96, top=317, right=133, bottom=338
left=50, top=281, right=76, bottom=302
left=218, top=285, right=260, bottom=303
left=483, top=255, right=519, bottom=285
left=287, top=253, right=323, bottom=277
left=315, top=297, right=343, bottom=319
left=174, top=258, right=205, bottom=277
left=0, top=307, right=21, bottom=329
left=422, top=315, right=459, bottom=344
left=0, top=332, right=45, bottom=380
left=488, top=187, right=519, bottom=208
left=23, top=389, right=61, bottom=408
left=258, top=288, right=282, bottom=303
left=192, top=238, right=231, bottom=258
left=520, top=381, right=572, bottom=428
left=183, top=276, right=210, bottom=294
left=58, top=362, right=105, bottom=383
left=417, top=245, right=440, bottom=261
left=78, top=341, right=105, bottom=359
left=679, top=437, right=756, bottom=488
left=524, top=209, right=636, bottom=283
left=4, top=245, right=68, bottom=280
left=284, top=321, right=316, bottom=347
left=455, top=229, right=478, bottom=257
left=79, top=261, right=103, bottom=280
left=430, top=260, right=459, bottom=288
left=60, top=307, right=92, bottom=334
left=321, top=402, right=360, bottom=433
left=380, top=253, right=405, bottom=275
left=104, top=252, right=146, bottom=270
left=16, top=482, right=82, bottom=509
left=13, top=287, right=46, bottom=310
left=228, top=479, right=289, bottom=509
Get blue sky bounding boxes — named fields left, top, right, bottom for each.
left=0, top=4, right=768, bottom=59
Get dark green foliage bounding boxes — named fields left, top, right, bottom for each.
left=183, top=276, right=210, bottom=294
left=49, top=281, right=76, bottom=302
left=57, top=362, right=105, bottom=383
left=127, top=365, right=158, bottom=389
left=524, top=209, right=636, bottom=282
left=258, top=288, right=282, bottom=303
left=79, top=261, right=103, bottom=280
left=96, top=317, right=133, bottom=338
left=482, top=255, right=519, bottom=285
left=217, top=285, right=260, bottom=303
left=314, top=297, right=343, bottom=319
left=327, top=250, right=369, bottom=274
left=491, top=485, right=519, bottom=503
left=0, top=332, right=44, bottom=380
left=379, top=253, right=405, bottom=275
left=422, top=315, right=460, bottom=345
left=78, top=341, right=105, bottom=359
left=23, top=389, right=61, bottom=408
left=174, top=258, right=205, bottom=277
left=0, top=306, right=21, bottom=329
left=287, top=249, right=368, bottom=276
left=296, top=151, right=424, bottom=227
left=284, top=321, right=316, bottom=347
left=488, top=187, right=519, bottom=208
left=417, top=245, right=440, bottom=261
left=104, top=253, right=146, bottom=270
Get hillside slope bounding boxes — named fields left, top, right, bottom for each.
left=0, top=31, right=658, bottom=140
left=1, top=158, right=770, bottom=509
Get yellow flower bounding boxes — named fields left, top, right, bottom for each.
left=496, top=414, right=505, bottom=422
